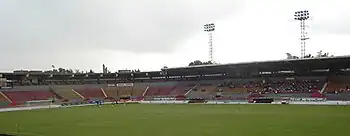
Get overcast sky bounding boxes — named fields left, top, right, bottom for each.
left=1, top=0, right=350, bottom=72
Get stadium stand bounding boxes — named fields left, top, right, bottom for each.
left=144, top=82, right=177, bottom=96
left=0, top=92, right=11, bottom=107
left=187, top=84, right=217, bottom=99
left=145, top=86, right=173, bottom=96
left=51, top=86, right=82, bottom=101
left=74, top=87, right=105, bottom=100
left=325, top=76, right=350, bottom=93
left=169, top=84, right=189, bottom=96
left=2, top=90, right=57, bottom=104
left=266, top=77, right=325, bottom=93
left=213, top=78, right=263, bottom=94
left=1, top=55, right=350, bottom=107
left=117, top=86, right=133, bottom=97
left=103, top=86, right=118, bottom=98
left=132, top=83, right=147, bottom=96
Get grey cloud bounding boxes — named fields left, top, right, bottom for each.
left=0, top=0, right=241, bottom=53
left=311, top=8, right=350, bottom=35
left=313, top=19, right=350, bottom=34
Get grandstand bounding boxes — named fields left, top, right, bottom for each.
left=0, top=55, right=350, bottom=106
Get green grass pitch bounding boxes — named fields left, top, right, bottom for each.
left=0, top=104, right=350, bottom=136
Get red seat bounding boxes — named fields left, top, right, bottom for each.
left=74, top=88, right=104, bottom=98
left=3, top=90, right=57, bottom=104
left=145, top=86, right=175, bottom=96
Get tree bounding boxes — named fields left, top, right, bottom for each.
left=58, top=68, right=66, bottom=73
left=286, top=53, right=299, bottom=59
left=75, top=69, right=80, bottom=73
left=89, top=70, right=94, bottom=73
left=52, top=69, right=58, bottom=73
left=188, top=60, right=213, bottom=66
left=67, top=69, right=73, bottom=73
left=304, top=54, right=312, bottom=58
left=189, top=60, right=203, bottom=66
left=203, top=61, right=213, bottom=65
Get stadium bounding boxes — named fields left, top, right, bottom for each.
left=1, top=55, right=350, bottom=136
left=1, top=1, right=350, bottom=136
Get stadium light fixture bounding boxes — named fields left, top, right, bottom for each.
left=204, top=22, right=215, bottom=63
left=294, top=10, right=310, bottom=59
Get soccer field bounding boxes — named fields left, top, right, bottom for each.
left=0, top=104, right=350, bottom=136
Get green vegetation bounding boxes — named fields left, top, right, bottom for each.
left=0, top=104, right=350, bottom=136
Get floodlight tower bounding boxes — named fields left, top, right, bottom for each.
left=294, top=10, right=310, bottom=59
left=204, top=22, right=215, bottom=63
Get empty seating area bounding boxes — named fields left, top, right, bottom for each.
left=0, top=93, right=10, bottom=107
left=144, top=82, right=178, bottom=96
left=103, top=87, right=118, bottom=98
left=223, top=87, right=249, bottom=93
left=117, top=87, right=133, bottom=97
left=74, top=88, right=104, bottom=99
left=169, top=85, right=189, bottom=96
left=132, top=84, right=147, bottom=96
left=145, top=86, right=175, bottom=96
left=2, top=90, right=57, bottom=103
left=187, top=84, right=216, bottom=98
left=197, top=84, right=216, bottom=92
left=325, top=83, right=349, bottom=93
left=53, top=87, right=82, bottom=100
left=103, top=85, right=147, bottom=97
left=325, top=76, right=350, bottom=93
left=0, top=93, right=9, bottom=102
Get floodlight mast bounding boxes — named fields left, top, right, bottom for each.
left=294, top=10, right=310, bottom=59
left=204, top=23, right=215, bottom=63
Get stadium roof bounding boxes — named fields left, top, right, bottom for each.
left=162, top=55, right=350, bottom=71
